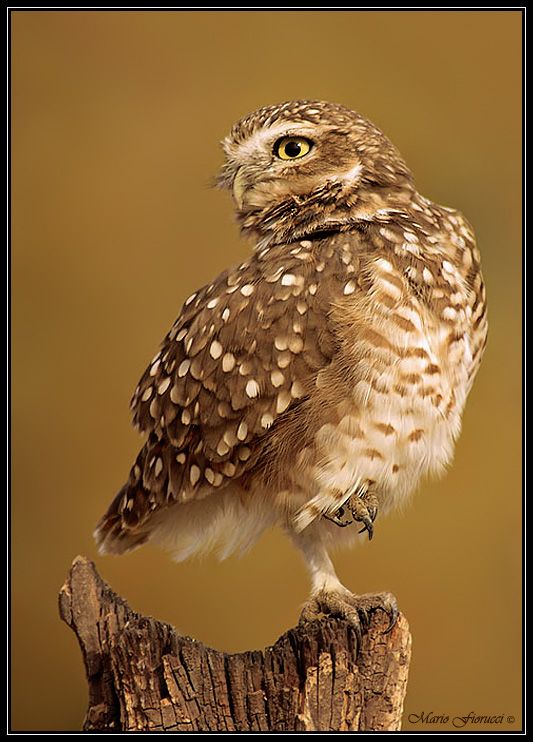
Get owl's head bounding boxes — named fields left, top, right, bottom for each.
left=218, top=100, right=414, bottom=246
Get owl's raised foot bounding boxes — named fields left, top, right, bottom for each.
left=351, top=491, right=379, bottom=539
left=323, top=503, right=354, bottom=528
left=299, top=588, right=398, bottom=646
left=323, top=491, right=379, bottom=539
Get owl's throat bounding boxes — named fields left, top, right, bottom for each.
left=237, top=180, right=416, bottom=247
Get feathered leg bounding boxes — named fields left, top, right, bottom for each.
left=291, top=524, right=398, bottom=645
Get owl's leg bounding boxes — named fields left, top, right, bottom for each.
left=292, top=526, right=397, bottom=644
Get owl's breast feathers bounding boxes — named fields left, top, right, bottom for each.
left=95, top=200, right=487, bottom=552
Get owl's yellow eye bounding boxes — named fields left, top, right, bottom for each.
left=274, top=136, right=313, bottom=160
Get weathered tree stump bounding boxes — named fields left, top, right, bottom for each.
left=59, top=556, right=411, bottom=731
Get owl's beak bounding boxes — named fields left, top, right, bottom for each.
left=232, top=168, right=247, bottom=210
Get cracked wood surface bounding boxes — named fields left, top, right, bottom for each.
left=59, top=556, right=411, bottom=731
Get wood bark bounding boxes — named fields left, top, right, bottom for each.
left=59, top=555, right=411, bottom=732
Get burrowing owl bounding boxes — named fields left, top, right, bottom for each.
left=95, top=100, right=487, bottom=632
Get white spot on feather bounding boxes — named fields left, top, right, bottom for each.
left=178, top=359, right=190, bottom=377
left=142, top=387, right=153, bottom=402
left=222, top=461, right=236, bottom=477
left=261, top=413, right=274, bottom=429
left=442, top=306, right=457, bottom=321
left=190, top=465, right=200, bottom=486
left=271, top=370, right=284, bottom=388
left=291, top=381, right=305, bottom=398
left=217, top=439, right=230, bottom=456
left=222, top=353, right=236, bottom=372
left=245, top=379, right=260, bottom=398
left=288, top=336, right=303, bottom=353
left=210, top=340, right=223, bottom=359
left=376, top=258, right=394, bottom=273
left=276, top=391, right=291, bottom=414
left=238, top=446, right=251, bottom=461
left=157, top=378, right=171, bottom=394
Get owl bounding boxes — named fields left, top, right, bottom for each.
left=95, top=100, right=487, bottom=632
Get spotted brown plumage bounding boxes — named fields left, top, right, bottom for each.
left=95, top=100, right=487, bottom=631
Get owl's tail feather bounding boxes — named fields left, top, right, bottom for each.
left=94, top=430, right=278, bottom=559
left=94, top=433, right=174, bottom=555
left=95, top=478, right=278, bottom=563
left=94, top=483, right=152, bottom=555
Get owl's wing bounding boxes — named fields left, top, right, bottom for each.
left=452, top=212, right=488, bottom=392
left=96, top=238, right=361, bottom=551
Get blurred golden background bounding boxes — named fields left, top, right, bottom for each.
left=11, top=10, right=522, bottom=732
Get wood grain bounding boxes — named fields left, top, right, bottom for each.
left=59, top=556, right=411, bottom=731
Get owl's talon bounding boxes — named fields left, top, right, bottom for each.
left=357, top=519, right=374, bottom=540
left=359, top=591, right=398, bottom=633
left=367, top=503, right=378, bottom=522
left=323, top=493, right=379, bottom=537
left=299, top=589, right=364, bottom=646
left=299, top=589, right=399, bottom=645
left=323, top=504, right=354, bottom=528
left=350, top=491, right=379, bottom=540
left=383, top=600, right=399, bottom=633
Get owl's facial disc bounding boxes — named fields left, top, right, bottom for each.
left=225, top=122, right=363, bottom=214
left=232, top=134, right=316, bottom=208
